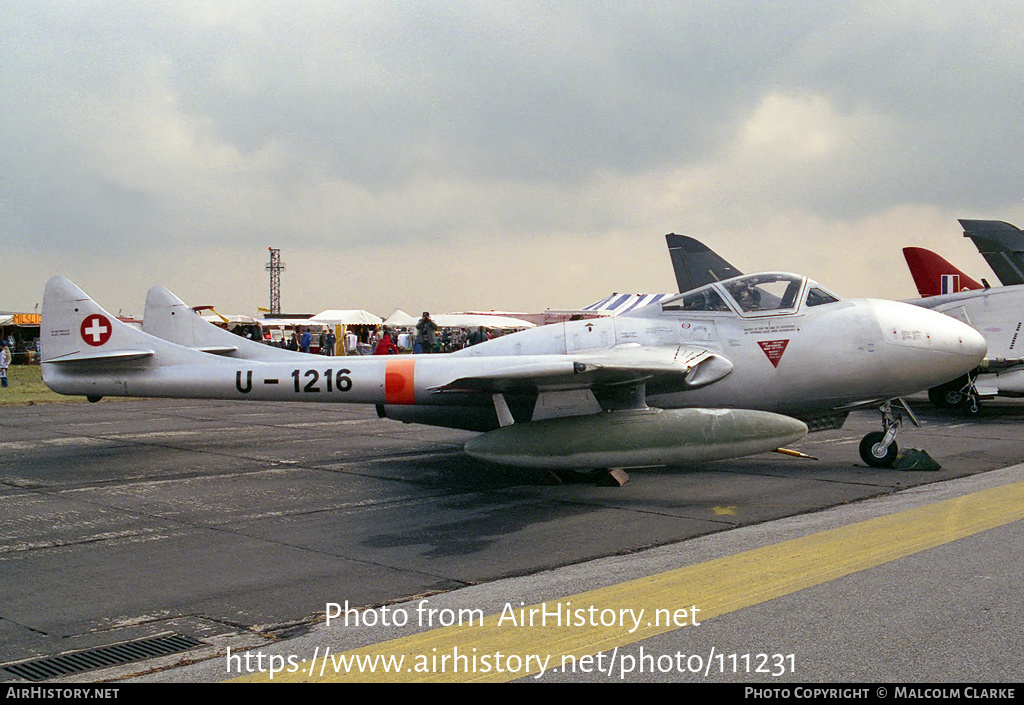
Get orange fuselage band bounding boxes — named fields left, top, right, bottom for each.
left=385, top=359, right=416, bottom=405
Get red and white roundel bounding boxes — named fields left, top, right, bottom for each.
left=80, top=314, right=112, bottom=347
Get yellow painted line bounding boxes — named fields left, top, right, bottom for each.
left=233, top=479, right=1024, bottom=683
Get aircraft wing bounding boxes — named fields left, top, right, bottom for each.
left=979, top=357, right=1024, bottom=371
left=429, top=345, right=733, bottom=396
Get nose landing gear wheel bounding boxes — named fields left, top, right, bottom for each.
left=860, top=431, right=898, bottom=468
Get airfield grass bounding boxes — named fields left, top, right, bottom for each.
left=0, top=365, right=84, bottom=406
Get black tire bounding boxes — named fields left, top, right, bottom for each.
left=929, top=385, right=964, bottom=409
left=928, top=375, right=970, bottom=409
left=860, top=431, right=898, bottom=468
left=928, top=386, right=959, bottom=408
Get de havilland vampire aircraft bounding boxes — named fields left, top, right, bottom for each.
left=41, top=270, right=985, bottom=474
left=127, top=255, right=999, bottom=439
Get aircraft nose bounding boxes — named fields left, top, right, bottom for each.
left=871, top=299, right=987, bottom=379
left=956, top=323, right=988, bottom=361
left=911, top=308, right=987, bottom=363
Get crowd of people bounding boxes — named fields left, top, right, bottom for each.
left=367, top=313, right=494, bottom=354
left=276, top=327, right=339, bottom=354
left=242, top=312, right=500, bottom=357
left=403, top=312, right=493, bottom=354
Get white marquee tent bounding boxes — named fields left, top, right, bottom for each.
left=311, top=310, right=384, bottom=326
left=382, top=310, right=534, bottom=330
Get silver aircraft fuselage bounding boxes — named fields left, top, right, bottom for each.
left=42, top=273, right=985, bottom=433
left=455, top=274, right=987, bottom=424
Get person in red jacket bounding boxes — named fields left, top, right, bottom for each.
left=374, top=327, right=400, bottom=355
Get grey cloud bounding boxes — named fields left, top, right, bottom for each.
left=2, top=0, right=1022, bottom=258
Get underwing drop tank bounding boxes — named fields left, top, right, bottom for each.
left=463, top=407, right=808, bottom=470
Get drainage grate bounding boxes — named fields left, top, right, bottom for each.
left=3, top=634, right=204, bottom=682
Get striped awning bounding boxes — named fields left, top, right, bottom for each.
left=580, top=293, right=671, bottom=315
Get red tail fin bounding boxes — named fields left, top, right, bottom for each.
left=903, top=247, right=983, bottom=297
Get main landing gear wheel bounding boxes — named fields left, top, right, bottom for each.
left=859, top=431, right=898, bottom=468
left=927, top=374, right=981, bottom=414
left=927, top=382, right=964, bottom=408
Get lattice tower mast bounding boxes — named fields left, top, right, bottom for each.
left=266, top=247, right=284, bottom=315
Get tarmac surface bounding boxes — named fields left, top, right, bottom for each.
left=2, top=395, right=1023, bottom=682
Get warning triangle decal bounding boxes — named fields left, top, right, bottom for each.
left=757, top=339, right=790, bottom=368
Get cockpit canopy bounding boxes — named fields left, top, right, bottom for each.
left=661, top=272, right=840, bottom=316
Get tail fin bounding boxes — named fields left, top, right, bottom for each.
left=143, top=285, right=228, bottom=352
left=960, top=219, right=1024, bottom=286
left=665, top=234, right=742, bottom=293
left=902, top=247, right=983, bottom=297
left=42, top=276, right=156, bottom=365
left=144, top=285, right=304, bottom=362
left=41, top=276, right=222, bottom=396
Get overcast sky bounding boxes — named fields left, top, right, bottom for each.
left=3, top=1, right=1023, bottom=317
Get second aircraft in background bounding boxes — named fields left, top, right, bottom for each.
left=901, top=222, right=1024, bottom=412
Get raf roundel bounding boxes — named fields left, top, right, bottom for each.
left=80, top=314, right=112, bottom=347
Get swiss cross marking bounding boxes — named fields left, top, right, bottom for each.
left=81, top=314, right=112, bottom=346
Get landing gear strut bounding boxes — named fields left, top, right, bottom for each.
left=859, top=399, right=921, bottom=468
